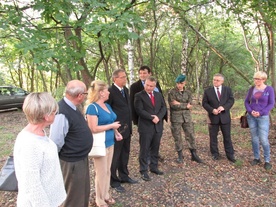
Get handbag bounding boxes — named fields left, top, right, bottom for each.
left=240, top=112, right=249, bottom=128
left=89, top=131, right=106, bottom=157
left=240, top=86, right=254, bottom=129
left=0, top=156, right=18, bottom=192
left=88, top=103, right=106, bottom=157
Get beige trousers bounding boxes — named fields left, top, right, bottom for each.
left=94, top=145, right=114, bottom=206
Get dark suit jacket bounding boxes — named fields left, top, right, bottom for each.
left=134, top=90, right=167, bottom=133
left=130, top=80, right=167, bottom=125
left=106, top=84, right=132, bottom=137
left=202, top=86, right=234, bottom=124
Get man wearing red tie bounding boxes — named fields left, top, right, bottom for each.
left=202, top=73, right=236, bottom=163
left=134, top=77, right=167, bottom=181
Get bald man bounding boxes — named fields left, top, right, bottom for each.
left=50, top=80, right=93, bottom=207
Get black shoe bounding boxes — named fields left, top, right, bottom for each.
left=112, top=185, right=126, bottom=192
left=121, top=177, right=138, bottom=184
left=251, top=159, right=261, bottom=166
left=264, top=162, right=272, bottom=170
left=176, top=150, right=184, bottom=163
left=141, top=173, right=151, bottom=181
left=176, top=157, right=184, bottom=163
left=227, top=156, right=236, bottom=163
left=190, top=149, right=203, bottom=163
left=150, top=169, right=164, bottom=175
left=212, top=154, right=219, bottom=160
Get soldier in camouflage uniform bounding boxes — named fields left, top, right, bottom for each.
left=168, top=74, right=202, bottom=163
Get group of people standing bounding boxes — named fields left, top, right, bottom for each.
left=13, top=66, right=274, bottom=207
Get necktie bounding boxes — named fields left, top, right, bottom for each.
left=217, top=87, right=221, bottom=100
left=150, top=92, right=155, bottom=106
left=121, top=89, right=125, bottom=97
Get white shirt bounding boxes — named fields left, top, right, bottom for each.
left=114, top=83, right=124, bottom=91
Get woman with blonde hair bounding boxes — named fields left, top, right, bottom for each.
left=86, top=80, right=122, bottom=207
left=14, top=92, right=66, bottom=206
left=244, top=71, right=275, bottom=170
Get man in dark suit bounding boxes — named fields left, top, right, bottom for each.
left=202, top=73, right=236, bottom=162
left=134, top=77, right=167, bottom=181
left=106, top=69, right=138, bottom=193
left=130, top=65, right=167, bottom=125
left=130, top=65, right=167, bottom=162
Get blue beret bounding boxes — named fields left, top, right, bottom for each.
left=175, top=74, right=186, bottom=83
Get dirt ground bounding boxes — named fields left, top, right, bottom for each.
left=0, top=106, right=276, bottom=207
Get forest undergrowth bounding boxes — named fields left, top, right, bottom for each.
left=0, top=101, right=276, bottom=207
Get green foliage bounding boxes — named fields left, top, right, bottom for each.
left=51, top=86, right=65, bottom=100
left=0, top=0, right=275, bottom=93
left=0, top=74, right=5, bottom=85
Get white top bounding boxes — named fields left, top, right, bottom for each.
left=14, top=130, right=66, bottom=207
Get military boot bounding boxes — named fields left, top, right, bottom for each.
left=190, top=149, right=203, bottom=163
left=176, top=150, right=184, bottom=163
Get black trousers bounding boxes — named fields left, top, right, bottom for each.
left=139, top=131, right=162, bottom=173
left=208, top=122, right=234, bottom=157
left=110, top=135, right=131, bottom=187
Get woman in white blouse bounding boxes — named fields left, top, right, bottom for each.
left=14, top=92, right=66, bottom=207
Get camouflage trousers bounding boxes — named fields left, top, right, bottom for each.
left=170, top=121, right=196, bottom=152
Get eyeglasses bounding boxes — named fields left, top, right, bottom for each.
left=213, top=79, right=222, bottom=82
left=117, top=76, right=127, bottom=79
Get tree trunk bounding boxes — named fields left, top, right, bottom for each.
left=53, top=57, right=67, bottom=86
left=182, top=17, right=251, bottom=84
left=39, top=70, right=47, bottom=92
left=98, top=32, right=111, bottom=85
left=238, top=17, right=260, bottom=71
left=127, top=39, right=135, bottom=85
left=266, top=23, right=275, bottom=90
left=63, top=26, right=74, bottom=81
left=75, top=27, right=92, bottom=87
left=135, top=30, right=143, bottom=67
left=181, top=28, right=189, bottom=74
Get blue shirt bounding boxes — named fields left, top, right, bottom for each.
left=86, top=102, right=117, bottom=148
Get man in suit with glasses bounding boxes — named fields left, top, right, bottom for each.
left=202, top=73, right=236, bottom=163
left=106, top=69, right=138, bottom=193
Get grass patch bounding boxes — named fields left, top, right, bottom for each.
left=0, top=132, right=15, bottom=157
left=234, top=159, right=243, bottom=168
left=194, top=123, right=208, bottom=135
left=231, top=99, right=247, bottom=118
